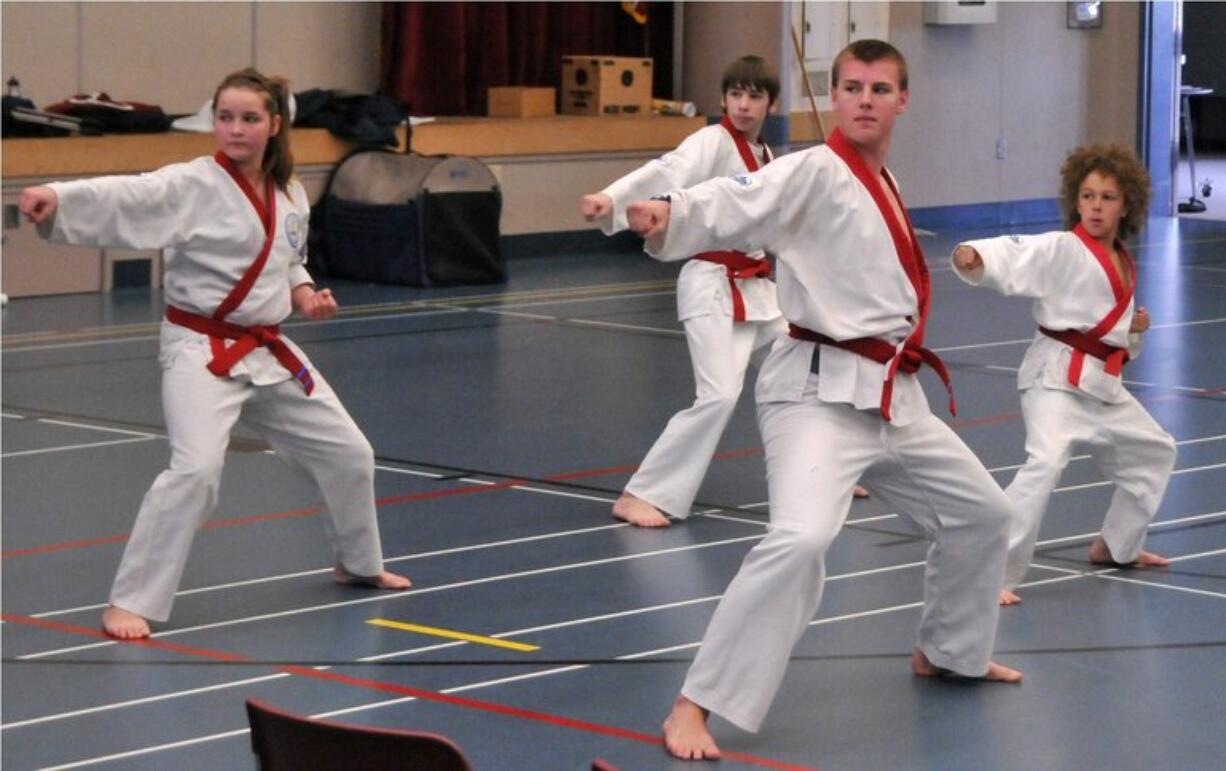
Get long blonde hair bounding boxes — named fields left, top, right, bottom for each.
left=212, top=67, right=294, bottom=189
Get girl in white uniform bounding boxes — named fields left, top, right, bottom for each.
left=19, top=68, right=410, bottom=639
left=626, top=42, right=1021, bottom=760
left=581, top=56, right=787, bottom=528
left=952, top=144, right=1175, bottom=605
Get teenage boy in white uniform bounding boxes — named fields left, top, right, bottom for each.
left=625, top=41, right=1022, bottom=760
left=581, top=56, right=787, bottom=528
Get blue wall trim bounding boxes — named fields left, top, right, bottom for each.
left=908, top=198, right=1062, bottom=232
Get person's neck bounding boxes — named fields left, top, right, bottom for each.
left=242, top=167, right=266, bottom=190
left=229, top=156, right=265, bottom=190
left=1097, top=231, right=1119, bottom=252
left=854, top=139, right=889, bottom=176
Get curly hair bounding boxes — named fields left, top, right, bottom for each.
left=1059, top=144, right=1150, bottom=240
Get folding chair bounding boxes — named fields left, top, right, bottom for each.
left=245, top=698, right=472, bottom=771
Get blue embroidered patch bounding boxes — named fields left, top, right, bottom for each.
left=732, top=174, right=753, bottom=187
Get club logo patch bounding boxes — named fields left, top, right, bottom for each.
left=731, top=173, right=753, bottom=188
left=284, top=213, right=304, bottom=249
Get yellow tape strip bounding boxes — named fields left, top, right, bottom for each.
left=366, top=618, right=539, bottom=652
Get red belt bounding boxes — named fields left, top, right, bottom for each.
left=694, top=250, right=771, bottom=322
left=1039, top=326, right=1129, bottom=386
left=166, top=305, right=315, bottom=394
left=788, top=323, right=956, bottom=422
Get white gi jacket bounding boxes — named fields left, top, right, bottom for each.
left=44, top=155, right=315, bottom=386
left=599, top=121, right=780, bottom=323
left=956, top=228, right=1140, bottom=404
left=649, top=132, right=935, bottom=426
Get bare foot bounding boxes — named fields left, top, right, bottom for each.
left=101, top=605, right=151, bottom=639
left=333, top=565, right=412, bottom=589
left=853, top=485, right=871, bottom=499
left=1133, top=550, right=1171, bottom=567
left=1088, top=537, right=1170, bottom=568
left=612, top=492, right=671, bottom=528
left=911, top=648, right=1022, bottom=683
left=662, top=695, right=720, bottom=760
left=998, top=589, right=1022, bottom=606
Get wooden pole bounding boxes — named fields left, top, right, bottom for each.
left=789, top=23, right=826, bottom=143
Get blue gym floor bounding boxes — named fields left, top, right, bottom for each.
left=3, top=214, right=1225, bottom=770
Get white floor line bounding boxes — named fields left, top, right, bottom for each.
left=17, top=543, right=1225, bottom=766
left=29, top=521, right=646, bottom=619
left=36, top=728, right=255, bottom=771
left=33, top=418, right=156, bottom=438
left=21, top=449, right=1225, bottom=621
left=18, top=534, right=766, bottom=660
left=1, top=436, right=158, bottom=459
left=0, top=673, right=292, bottom=731
left=1149, top=315, right=1226, bottom=329
left=467, top=288, right=675, bottom=312
left=6, top=559, right=930, bottom=731
left=1026, top=510, right=1226, bottom=550
left=926, top=316, right=1226, bottom=357
left=983, top=431, right=1226, bottom=475
left=1, top=286, right=676, bottom=355
left=374, top=464, right=445, bottom=479
left=505, top=485, right=619, bottom=504
left=1029, top=547, right=1226, bottom=600
left=931, top=338, right=1033, bottom=353
left=466, top=307, right=560, bottom=321
left=1052, top=461, right=1226, bottom=494
left=566, top=317, right=684, bottom=335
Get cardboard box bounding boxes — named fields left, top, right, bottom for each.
left=488, top=87, right=556, bottom=118
left=560, top=55, right=653, bottom=116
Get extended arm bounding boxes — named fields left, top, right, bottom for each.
left=951, top=232, right=1066, bottom=298
left=27, top=164, right=201, bottom=251
left=630, top=149, right=810, bottom=263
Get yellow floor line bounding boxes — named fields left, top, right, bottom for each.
left=366, top=618, right=540, bottom=652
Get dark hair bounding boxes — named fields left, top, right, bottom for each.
left=721, top=55, right=780, bottom=104
left=832, top=39, right=908, bottom=91
left=1059, top=144, right=1150, bottom=240
left=212, top=67, right=294, bottom=189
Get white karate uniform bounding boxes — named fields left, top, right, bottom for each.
left=597, top=123, right=784, bottom=518
left=44, top=156, right=387, bottom=621
left=955, top=230, right=1176, bottom=590
left=648, top=134, right=1011, bottom=733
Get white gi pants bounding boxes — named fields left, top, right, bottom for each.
left=1002, top=386, right=1176, bottom=589
left=624, top=312, right=783, bottom=518
left=681, top=375, right=1011, bottom=732
left=109, top=342, right=386, bottom=622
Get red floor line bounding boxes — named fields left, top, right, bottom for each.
left=204, top=506, right=320, bottom=530
left=2, top=613, right=815, bottom=770
left=1, top=534, right=131, bottom=558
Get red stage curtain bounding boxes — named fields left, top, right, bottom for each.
left=382, top=2, right=673, bottom=116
